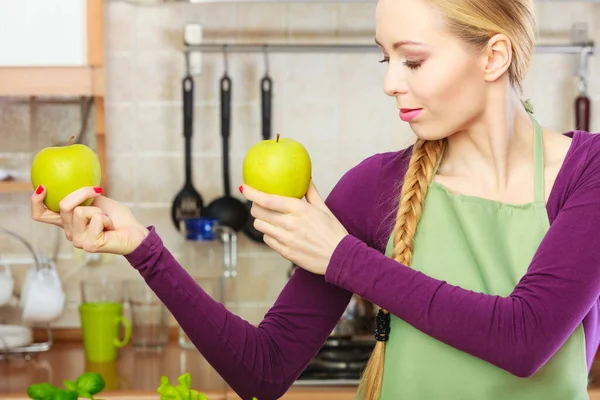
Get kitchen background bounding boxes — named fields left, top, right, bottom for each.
left=0, top=0, right=599, bottom=331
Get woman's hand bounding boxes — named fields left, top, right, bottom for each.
left=240, top=180, right=348, bottom=275
left=31, top=185, right=149, bottom=255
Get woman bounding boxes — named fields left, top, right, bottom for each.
left=31, top=0, right=600, bottom=399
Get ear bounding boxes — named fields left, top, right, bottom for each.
left=482, top=33, right=512, bottom=83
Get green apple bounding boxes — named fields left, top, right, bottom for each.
left=243, top=133, right=312, bottom=199
left=31, top=136, right=102, bottom=212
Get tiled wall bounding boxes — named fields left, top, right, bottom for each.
left=1, top=1, right=599, bottom=328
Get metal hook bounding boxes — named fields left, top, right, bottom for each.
left=222, top=45, right=229, bottom=74
left=577, top=48, right=590, bottom=95
left=263, top=45, right=270, bottom=76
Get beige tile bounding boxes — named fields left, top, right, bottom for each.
left=135, top=205, right=187, bottom=255
left=142, top=103, right=222, bottom=155
left=135, top=155, right=182, bottom=203
left=337, top=3, right=376, bottom=37
left=106, top=154, right=136, bottom=203
left=287, top=4, right=338, bottom=41
left=310, top=153, right=356, bottom=199
left=193, top=104, right=221, bottom=154
left=106, top=104, right=136, bottom=155
left=136, top=104, right=181, bottom=153
left=235, top=4, right=288, bottom=42
left=192, top=53, right=225, bottom=105
left=536, top=3, right=593, bottom=33
left=106, top=54, right=135, bottom=103
left=523, top=54, right=575, bottom=132
left=229, top=254, right=289, bottom=302
left=0, top=99, right=31, bottom=153
left=388, top=121, right=417, bottom=152
left=106, top=1, right=137, bottom=53
left=337, top=54, right=394, bottom=155
left=193, top=154, right=227, bottom=200
left=136, top=3, right=183, bottom=51
left=282, top=99, right=340, bottom=155
left=134, top=50, right=185, bottom=102
left=285, top=54, right=340, bottom=101
left=229, top=103, right=261, bottom=156
left=182, top=3, right=237, bottom=40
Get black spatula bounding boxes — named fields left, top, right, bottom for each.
left=171, top=74, right=204, bottom=231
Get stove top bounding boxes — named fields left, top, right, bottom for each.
left=294, top=335, right=374, bottom=386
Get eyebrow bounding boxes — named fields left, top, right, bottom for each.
left=374, top=38, right=425, bottom=50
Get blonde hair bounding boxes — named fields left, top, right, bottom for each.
left=358, top=1, right=537, bottom=399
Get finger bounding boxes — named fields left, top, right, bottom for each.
left=84, top=213, right=114, bottom=253
left=305, top=180, right=326, bottom=209
left=263, top=233, right=286, bottom=257
left=59, top=186, right=103, bottom=238
left=253, top=217, right=285, bottom=242
left=31, top=185, right=63, bottom=227
left=72, top=206, right=109, bottom=248
left=240, top=184, right=298, bottom=214
left=250, top=203, right=285, bottom=226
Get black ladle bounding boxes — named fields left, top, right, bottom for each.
left=171, top=74, right=203, bottom=231
left=243, top=72, right=272, bottom=243
left=205, top=63, right=249, bottom=231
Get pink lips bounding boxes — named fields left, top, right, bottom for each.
left=399, top=108, right=423, bottom=122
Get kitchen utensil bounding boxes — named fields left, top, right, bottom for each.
left=79, top=302, right=131, bottom=363
left=171, top=74, right=204, bottom=231
left=80, top=280, right=125, bottom=303
left=205, top=59, right=249, bottom=231
left=243, top=67, right=273, bottom=243
left=125, top=280, right=169, bottom=352
left=0, top=325, right=33, bottom=350
left=0, top=263, right=14, bottom=306
left=21, top=262, right=65, bottom=323
left=576, top=77, right=590, bottom=132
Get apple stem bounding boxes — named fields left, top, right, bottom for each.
left=67, top=136, right=75, bottom=146
left=276, top=133, right=280, bottom=143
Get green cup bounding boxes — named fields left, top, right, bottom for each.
left=79, top=302, right=132, bottom=363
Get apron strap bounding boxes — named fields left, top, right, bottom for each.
left=523, top=100, right=546, bottom=203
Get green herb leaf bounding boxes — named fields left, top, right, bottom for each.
left=75, top=372, right=106, bottom=398
left=26, top=383, right=58, bottom=400
left=157, top=376, right=183, bottom=400
left=174, top=373, right=193, bottom=400
left=62, top=380, right=77, bottom=392
left=50, top=389, right=78, bottom=400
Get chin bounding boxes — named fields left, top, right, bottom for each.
left=410, top=124, right=452, bottom=142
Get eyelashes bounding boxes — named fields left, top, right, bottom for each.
left=378, top=58, right=423, bottom=70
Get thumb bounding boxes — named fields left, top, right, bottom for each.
left=305, top=180, right=326, bottom=209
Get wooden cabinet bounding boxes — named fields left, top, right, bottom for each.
left=0, top=0, right=108, bottom=194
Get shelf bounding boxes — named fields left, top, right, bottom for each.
left=0, top=66, right=104, bottom=97
left=0, top=181, right=32, bottom=193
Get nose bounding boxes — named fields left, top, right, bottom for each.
left=383, top=61, right=408, bottom=98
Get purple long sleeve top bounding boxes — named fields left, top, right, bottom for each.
left=126, top=130, right=600, bottom=399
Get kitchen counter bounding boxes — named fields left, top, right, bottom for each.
left=2, top=340, right=600, bottom=399
left=0, top=341, right=357, bottom=399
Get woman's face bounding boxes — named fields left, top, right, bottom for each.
left=375, top=0, right=490, bottom=140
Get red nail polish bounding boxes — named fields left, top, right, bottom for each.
left=93, top=187, right=102, bottom=194
left=238, top=185, right=243, bottom=193
left=35, top=185, right=43, bottom=195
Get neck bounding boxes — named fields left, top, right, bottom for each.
left=439, top=87, right=536, bottom=192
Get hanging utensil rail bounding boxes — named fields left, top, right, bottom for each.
left=184, top=42, right=594, bottom=55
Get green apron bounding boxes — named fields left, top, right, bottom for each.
left=378, top=110, right=589, bottom=399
